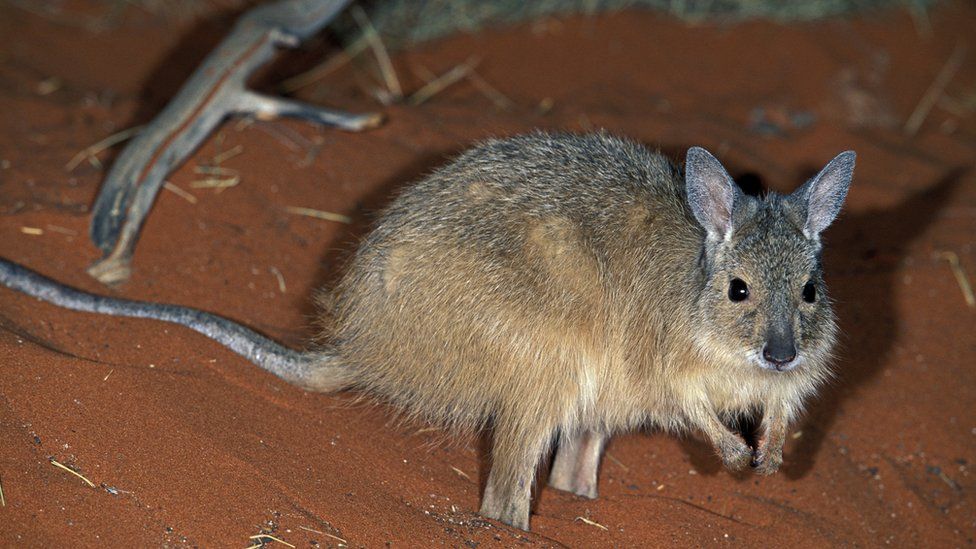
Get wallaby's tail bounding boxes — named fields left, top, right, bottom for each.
left=0, top=257, right=349, bottom=391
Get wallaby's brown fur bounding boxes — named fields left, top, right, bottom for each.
left=306, top=132, right=853, bottom=529
left=0, top=131, right=855, bottom=531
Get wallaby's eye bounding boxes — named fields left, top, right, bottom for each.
left=802, top=280, right=817, bottom=303
left=728, top=278, right=749, bottom=302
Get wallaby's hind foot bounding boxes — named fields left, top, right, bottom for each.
left=548, top=429, right=605, bottom=499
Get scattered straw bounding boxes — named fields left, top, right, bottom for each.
left=45, top=224, right=78, bottom=236
left=605, top=452, right=630, bottom=472
left=936, top=251, right=975, bottom=308
left=103, top=369, right=114, bottom=382
left=20, top=226, right=43, bottom=236
left=65, top=125, right=143, bottom=171
left=36, top=77, right=63, bottom=96
left=163, top=182, right=198, bottom=204
left=194, top=165, right=238, bottom=176
left=409, top=57, right=479, bottom=106
left=210, top=144, right=244, bottom=165
left=450, top=466, right=472, bottom=481
left=269, top=266, right=286, bottom=294
left=466, top=69, right=514, bottom=110
left=937, top=469, right=962, bottom=491
left=249, top=533, right=295, bottom=548
left=351, top=5, right=402, bottom=101
left=280, top=36, right=371, bottom=93
left=190, top=175, right=241, bottom=190
left=575, top=516, right=609, bottom=531
left=285, top=206, right=352, bottom=224
left=904, top=44, right=967, bottom=136
left=0, top=473, right=5, bottom=506
left=49, top=459, right=95, bottom=488
left=296, top=526, right=348, bottom=545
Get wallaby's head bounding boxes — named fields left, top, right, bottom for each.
left=685, top=147, right=855, bottom=373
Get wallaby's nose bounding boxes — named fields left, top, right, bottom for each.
left=762, top=333, right=797, bottom=369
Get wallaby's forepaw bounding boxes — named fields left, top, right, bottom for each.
left=718, top=436, right=752, bottom=471
left=751, top=447, right=783, bottom=475
left=752, top=440, right=783, bottom=475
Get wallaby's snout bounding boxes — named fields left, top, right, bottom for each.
left=762, top=324, right=797, bottom=371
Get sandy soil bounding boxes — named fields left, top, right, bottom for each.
left=0, top=1, right=974, bottom=546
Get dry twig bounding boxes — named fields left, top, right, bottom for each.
left=904, top=44, right=967, bottom=136
left=162, top=182, right=198, bottom=204
left=351, top=5, right=402, bottom=101
left=936, top=251, right=975, bottom=307
left=285, top=206, right=352, bottom=224
left=281, top=36, right=371, bottom=93
left=249, top=533, right=295, bottom=548
left=65, top=126, right=143, bottom=172
left=409, top=57, right=480, bottom=106
left=575, top=516, right=609, bottom=531
left=50, top=459, right=96, bottom=488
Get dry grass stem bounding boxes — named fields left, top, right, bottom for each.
left=249, top=533, right=295, bottom=548
left=605, top=452, right=630, bottom=472
left=103, top=369, right=114, bottom=381
left=575, top=516, right=609, bottom=531
left=466, top=70, right=514, bottom=110
left=190, top=175, right=241, bottom=190
left=210, top=144, right=244, bottom=165
left=450, top=466, right=472, bottom=481
left=323, top=532, right=347, bottom=544
left=409, top=57, right=479, bottom=106
left=36, top=76, right=62, bottom=96
left=162, top=182, right=198, bottom=204
left=50, top=459, right=96, bottom=488
left=351, top=5, right=402, bottom=100
left=65, top=125, right=144, bottom=171
left=904, top=44, right=967, bottom=136
left=45, top=224, right=78, bottom=236
left=285, top=206, right=352, bottom=224
left=0, top=473, right=5, bottom=506
left=269, top=266, right=287, bottom=293
left=281, top=36, right=371, bottom=92
left=936, top=251, right=975, bottom=307
left=194, top=165, right=238, bottom=176
left=297, top=525, right=347, bottom=544
left=20, top=226, right=43, bottom=236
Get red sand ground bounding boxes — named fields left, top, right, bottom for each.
left=0, top=1, right=974, bottom=546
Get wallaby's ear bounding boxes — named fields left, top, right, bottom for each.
left=793, top=151, right=856, bottom=238
left=685, top=146, right=741, bottom=241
